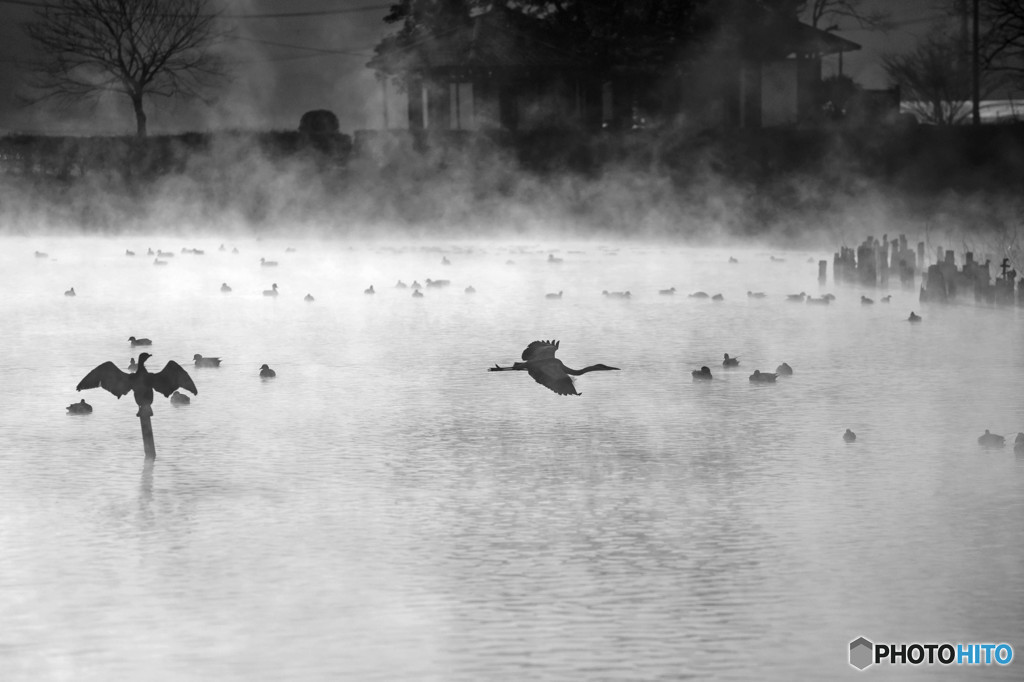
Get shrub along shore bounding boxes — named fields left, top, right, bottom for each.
left=1, top=124, right=1022, bottom=239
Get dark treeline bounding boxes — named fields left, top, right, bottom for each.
left=0, top=130, right=352, bottom=181
left=2, top=125, right=1023, bottom=236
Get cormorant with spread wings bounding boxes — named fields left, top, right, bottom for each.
left=76, top=352, right=197, bottom=416
left=489, top=340, right=619, bottom=396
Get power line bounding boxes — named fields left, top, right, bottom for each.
left=231, top=35, right=374, bottom=57
left=0, top=0, right=392, bottom=18
left=220, top=4, right=391, bottom=19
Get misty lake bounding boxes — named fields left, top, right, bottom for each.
left=2, top=235, right=1022, bottom=680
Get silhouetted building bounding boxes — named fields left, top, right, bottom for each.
left=368, top=4, right=860, bottom=132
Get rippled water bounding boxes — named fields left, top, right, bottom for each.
left=2, top=236, right=1022, bottom=680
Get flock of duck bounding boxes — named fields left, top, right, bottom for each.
left=55, top=246, right=1015, bottom=449
left=68, top=336, right=276, bottom=417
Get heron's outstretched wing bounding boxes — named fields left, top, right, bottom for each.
left=528, top=360, right=578, bottom=396
left=522, top=340, right=559, bottom=362
left=77, top=361, right=133, bottom=397
left=149, top=361, right=198, bottom=397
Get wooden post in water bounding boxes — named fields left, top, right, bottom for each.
left=138, top=404, right=156, bottom=461
left=818, top=260, right=827, bottom=284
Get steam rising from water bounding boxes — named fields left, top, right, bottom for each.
left=3, top=237, right=1023, bottom=680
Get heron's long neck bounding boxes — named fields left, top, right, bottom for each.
left=566, top=364, right=609, bottom=376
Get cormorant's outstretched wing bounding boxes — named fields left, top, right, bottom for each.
left=77, top=361, right=133, bottom=398
left=528, top=360, right=578, bottom=396
left=522, top=340, right=559, bottom=362
left=148, top=361, right=198, bottom=397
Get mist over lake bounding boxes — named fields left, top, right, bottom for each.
left=3, top=235, right=1022, bottom=680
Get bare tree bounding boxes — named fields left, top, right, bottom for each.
left=982, top=0, right=1024, bottom=86
left=799, top=0, right=889, bottom=30
left=23, top=0, right=227, bottom=137
left=883, top=29, right=989, bottom=125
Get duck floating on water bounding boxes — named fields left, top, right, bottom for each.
left=153, top=258, right=168, bottom=266
left=64, top=287, right=76, bottom=297
left=603, top=290, right=631, bottom=298
left=395, top=280, right=408, bottom=288
left=304, top=293, right=315, bottom=302
left=747, top=291, right=766, bottom=298
left=548, top=254, right=563, bottom=264
left=722, top=353, right=740, bottom=367
left=259, top=364, right=276, bottom=378
left=546, top=291, right=563, bottom=299
left=129, top=336, right=152, bottom=347
left=35, top=250, right=48, bottom=258
left=749, top=370, right=777, bottom=383
left=170, top=391, right=191, bottom=405
left=66, top=399, right=92, bottom=414
left=464, top=286, right=476, bottom=294
left=76, top=352, right=197, bottom=417
left=193, top=354, right=222, bottom=368
left=843, top=429, right=856, bottom=442
left=908, top=312, right=922, bottom=322
left=364, top=285, right=375, bottom=294
left=729, top=257, right=739, bottom=263
left=787, top=292, right=807, bottom=302
left=711, top=293, right=724, bottom=301
left=488, top=339, right=619, bottom=396
left=689, top=291, right=709, bottom=299
left=260, top=257, right=278, bottom=267
left=128, top=357, right=137, bottom=371
left=881, top=295, right=891, bottom=303
left=776, top=362, right=793, bottom=375
left=220, top=282, right=232, bottom=293
left=659, top=287, right=675, bottom=295
left=1015, top=433, right=1024, bottom=455
left=125, top=249, right=135, bottom=256
left=263, top=283, right=279, bottom=297
left=691, top=366, right=712, bottom=380
left=412, top=289, right=424, bottom=298
left=861, top=296, right=874, bottom=304
left=978, top=430, right=1005, bottom=447
left=411, top=280, right=422, bottom=289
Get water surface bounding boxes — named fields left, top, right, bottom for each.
left=2, top=237, right=1022, bottom=680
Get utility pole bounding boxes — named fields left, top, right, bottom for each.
left=972, top=0, right=980, bottom=125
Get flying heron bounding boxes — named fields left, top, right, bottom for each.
left=488, top=340, right=619, bottom=396
left=76, top=352, right=197, bottom=417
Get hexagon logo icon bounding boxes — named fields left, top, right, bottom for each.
left=850, top=637, right=874, bottom=670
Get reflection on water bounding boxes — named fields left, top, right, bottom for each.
left=1, top=237, right=1022, bottom=680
